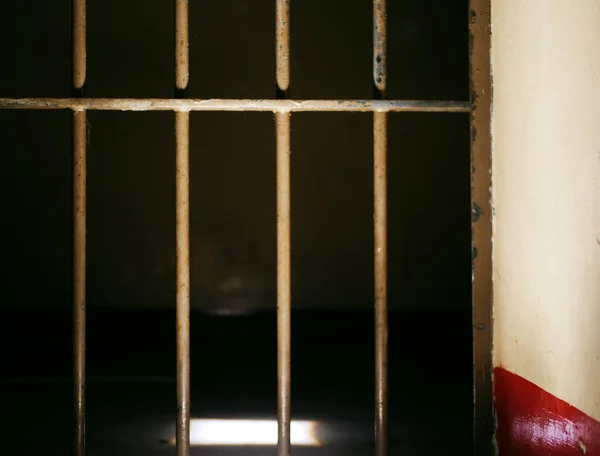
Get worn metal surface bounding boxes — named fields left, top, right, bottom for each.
left=72, top=0, right=86, bottom=94
left=276, top=111, right=292, bottom=456
left=276, top=0, right=290, bottom=97
left=373, top=111, right=388, bottom=456
left=175, top=111, right=191, bottom=456
left=73, top=110, right=86, bottom=456
left=373, top=0, right=387, bottom=97
left=469, top=0, right=493, bottom=455
left=276, top=4, right=291, bottom=452
left=175, top=1, right=190, bottom=455
left=373, top=1, right=388, bottom=455
left=0, top=98, right=471, bottom=113
left=72, top=0, right=87, bottom=455
left=175, top=0, right=189, bottom=95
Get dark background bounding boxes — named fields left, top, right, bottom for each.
left=0, top=0, right=472, bottom=454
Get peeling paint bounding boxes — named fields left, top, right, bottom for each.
left=472, top=202, right=483, bottom=222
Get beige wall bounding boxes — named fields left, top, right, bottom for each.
left=492, top=0, right=600, bottom=420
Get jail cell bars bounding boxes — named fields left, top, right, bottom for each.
left=0, top=0, right=492, bottom=455
left=72, top=0, right=87, bottom=454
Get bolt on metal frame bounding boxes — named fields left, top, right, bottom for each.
left=0, top=0, right=492, bottom=455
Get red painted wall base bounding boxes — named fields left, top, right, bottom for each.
left=494, top=367, right=600, bottom=455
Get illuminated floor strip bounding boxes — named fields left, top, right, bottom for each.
left=170, top=419, right=320, bottom=446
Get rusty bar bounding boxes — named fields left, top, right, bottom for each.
left=73, top=0, right=86, bottom=94
left=469, top=0, right=493, bottom=455
left=0, top=98, right=471, bottom=113
left=175, top=111, right=191, bottom=456
left=276, top=111, right=291, bottom=456
left=276, top=0, right=290, bottom=97
left=373, top=0, right=388, bottom=454
left=373, top=0, right=387, bottom=97
left=175, top=1, right=190, bottom=454
left=276, top=1, right=291, bottom=451
left=73, top=110, right=86, bottom=456
left=72, top=0, right=86, bottom=455
left=373, top=111, right=388, bottom=456
left=175, top=0, right=189, bottom=95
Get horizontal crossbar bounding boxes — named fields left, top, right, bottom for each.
left=0, top=98, right=471, bottom=113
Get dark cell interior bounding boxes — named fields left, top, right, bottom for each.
left=0, top=0, right=472, bottom=454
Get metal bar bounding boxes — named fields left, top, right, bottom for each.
left=175, top=111, right=191, bottom=456
left=0, top=98, right=471, bottom=113
left=72, top=0, right=86, bottom=454
left=73, top=0, right=86, bottom=95
left=175, top=1, right=190, bottom=455
left=373, top=0, right=387, bottom=98
left=276, top=111, right=292, bottom=456
left=276, top=0, right=290, bottom=97
left=373, top=1, right=388, bottom=455
left=374, top=111, right=388, bottom=456
left=276, top=2, right=291, bottom=452
left=276, top=3, right=292, bottom=452
left=73, top=110, right=86, bottom=456
left=175, top=0, right=189, bottom=97
left=469, top=1, right=493, bottom=455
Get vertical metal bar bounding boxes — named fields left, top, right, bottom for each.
left=276, top=0, right=290, bottom=98
left=276, top=111, right=292, bottom=456
left=276, top=1, right=291, bottom=454
left=175, top=1, right=190, bottom=456
left=73, top=0, right=86, bottom=96
left=373, top=2, right=388, bottom=456
left=469, top=1, right=493, bottom=455
left=373, top=111, right=388, bottom=456
left=73, top=110, right=86, bottom=456
left=175, top=0, right=189, bottom=97
left=175, top=110, right=190, bottom=456
left=373, top=0, right=387, bottom=99
left=72, top=0, right=86, bottom=455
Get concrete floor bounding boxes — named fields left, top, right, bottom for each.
left=0, top=309, right=473, bottom=455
